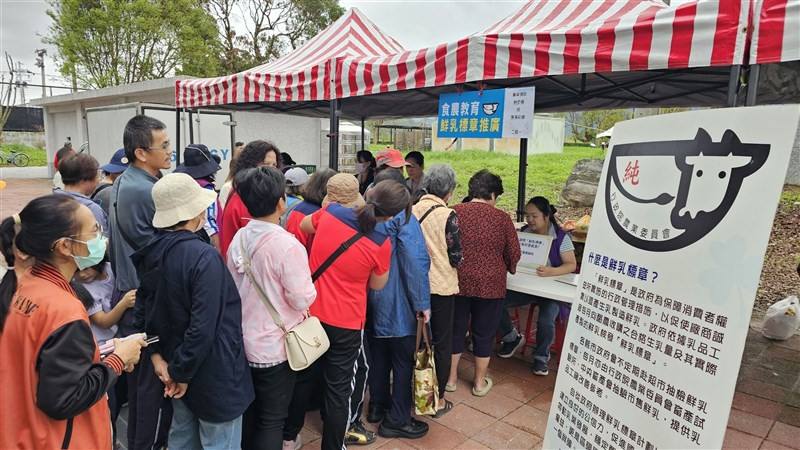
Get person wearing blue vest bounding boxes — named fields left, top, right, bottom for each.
left=496, top=196, right=577, bottom=376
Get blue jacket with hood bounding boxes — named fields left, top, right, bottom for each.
left=132, top=230, right=254, bottom=422
left=367, top=210, right=431, bottom=337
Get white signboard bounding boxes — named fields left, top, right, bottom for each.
left=543, top=105, right=800, bottom=450
left=518, top=232, right=553, bottom=269
left=502, top=87, right=535, bottom=138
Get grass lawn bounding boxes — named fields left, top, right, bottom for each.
left=368, top=144, right=604, bottom=213
left=0, top=143, right=47, bottom=167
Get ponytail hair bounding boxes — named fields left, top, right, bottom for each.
left=0, top=195, right=81, bottom=331
left=356, top=180, right=411, bottom=234
left=528, top=196, right=561, bottom=231
left=0, top=217, right=18, bottom=332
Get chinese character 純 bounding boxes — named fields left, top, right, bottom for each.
left=624, top=160, right=641, bottom=186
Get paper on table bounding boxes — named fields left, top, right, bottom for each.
left=554, top=273, right=579, bottom=286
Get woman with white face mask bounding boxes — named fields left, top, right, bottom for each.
left=356, top=150, right=377, bottom=195
left=0, top=195, right=147, bottom=450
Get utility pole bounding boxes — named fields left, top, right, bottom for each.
left=35, top=49, right=46, bottom=98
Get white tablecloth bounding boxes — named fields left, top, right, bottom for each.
left=506, top=267, right=577, bottom=303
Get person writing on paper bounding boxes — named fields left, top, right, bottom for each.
left=496, top=196, right=576, bottom=376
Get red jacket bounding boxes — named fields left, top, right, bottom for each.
left=0, top=264, right=122, bottom=449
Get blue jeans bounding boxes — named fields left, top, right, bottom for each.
left=169, top=398, right=243, bottom=450
left=499, top=291, right=560, bottom=363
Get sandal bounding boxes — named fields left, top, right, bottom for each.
left=433, top=399, right=454, bottom=418
left=445, top=382, right=457, bottom=392
left=471, top=376, right=493, bottom=397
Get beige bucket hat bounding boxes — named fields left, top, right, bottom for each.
left=152, top=172, right=218, bottom=228
left=322, top=173, right=365, bottom=209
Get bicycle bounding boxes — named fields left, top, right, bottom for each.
left=0, top=149, right=30, bottom=167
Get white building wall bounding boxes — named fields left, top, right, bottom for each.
left=234, top=112, right=322, bottom=168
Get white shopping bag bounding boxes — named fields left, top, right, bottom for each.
left=762, top=295, right=800, bottom=340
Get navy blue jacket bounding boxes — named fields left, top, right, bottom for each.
left=132, top=230, right=254, bottom=422
left=368, top=211, right=431, bottom=337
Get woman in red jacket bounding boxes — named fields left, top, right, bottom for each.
left=219, top=140, right=282, bottom=256
left=0, top=195, right=145, bottom=449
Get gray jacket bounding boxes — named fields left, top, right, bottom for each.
left=109, top=165, right=158, bottom=293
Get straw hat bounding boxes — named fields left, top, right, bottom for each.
left=322, top=173, right=365, bottom=209
left=152, top=173, right=218, bottom=228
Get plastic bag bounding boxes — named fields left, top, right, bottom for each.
left=762, top=296, right=800, bottom=340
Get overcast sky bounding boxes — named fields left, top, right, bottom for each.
left=0, top=0, right=525, bottom=103
left=1, top=0, right=683, bottom=103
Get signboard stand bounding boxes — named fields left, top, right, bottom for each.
left=542, top=105, right=800, bottom=450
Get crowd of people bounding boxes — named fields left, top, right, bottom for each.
left=0, top=114, right=577, bottom=450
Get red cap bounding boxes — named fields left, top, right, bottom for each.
left=375, top=148, right=409, bottom=168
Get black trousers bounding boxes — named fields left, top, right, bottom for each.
left=367, top=335, right=416, bottom=426
left=243, top=362, right=296, bottom=450
left=430, top=294, right=455, bottom=399
left=127, top=352, right=172, bottom=450
left=283, top=363, right=323, bottom=441
left=348, top=333, right=370, bottom=426
left=320, top=323, right=363, bottom=450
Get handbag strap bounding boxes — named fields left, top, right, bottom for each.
left=418, top=204, right=443, bottom=224
left=415, top=316, right=432, bottom=352
left=311, top=231, right=364, bottom=282
left=240, top=233, right=288, bottom=334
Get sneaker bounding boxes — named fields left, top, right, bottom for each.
left=532, top=359, right=549, bottom=376
left=378, top=418, right=429, bottom=439
left=497, top=335, right=525, bottom=359
left=345, top=420, right=377, bottom=446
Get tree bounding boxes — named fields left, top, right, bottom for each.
left=46, top=0, right=222, bottom=89
left=0, top=53, right=18, bottom=144
left=205, top=0, right=345, bottom=73
left=577, top=109, right=628, bottom=142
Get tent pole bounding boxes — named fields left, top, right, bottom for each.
left=328, top=99, right=339, bottom=170
left=361, top=117, right=366, bottom=152
left=175, top=108, right=181, bottom=166
left=516, top=138, right=528, bottom=222
left=746, top=65, right=760, bottom=106
left=727, top=65, right=741, bottom=107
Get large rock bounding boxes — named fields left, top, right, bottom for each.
left=561, top=159, right=603, bottom=207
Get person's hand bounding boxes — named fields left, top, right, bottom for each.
left=165, top=382, right=189, bottom=399
left=536, top=266, right=557, bottom=277
left=112, top=335, right=147, bottom=369
left=422, top=309, right=431, bottom=324
left=151, top=353, right=172, bottom=386
left=121, top=290, right=136, bottom=309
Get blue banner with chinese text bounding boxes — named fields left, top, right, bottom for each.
left=437, top=89, right=505, bottom=138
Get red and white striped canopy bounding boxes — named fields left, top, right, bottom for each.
left=177, top=0, right=750, bottom=108
left=751, top=0, right=800, bottom=64
left=334, top=0, right=749, bottom=99
left=175, top=8, right=404, bottom=108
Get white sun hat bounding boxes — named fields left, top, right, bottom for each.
left=152, top=172, right=218, bottom=228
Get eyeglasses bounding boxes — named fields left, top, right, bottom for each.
left=144, top=141, right=172, bottom=152
left=71, top=223, right=103, bottom=239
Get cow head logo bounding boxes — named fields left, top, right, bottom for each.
left=605, top=129, right=769, bottom=252
left=482, top=103, right=499, bottom=115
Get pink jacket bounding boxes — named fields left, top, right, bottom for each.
left=227, top=220, right=317, bottom=365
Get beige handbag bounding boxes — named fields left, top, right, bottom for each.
left=240, top=234, right=329, bottom=371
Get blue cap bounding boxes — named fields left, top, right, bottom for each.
left=101, top=149, right=129, bottom=174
